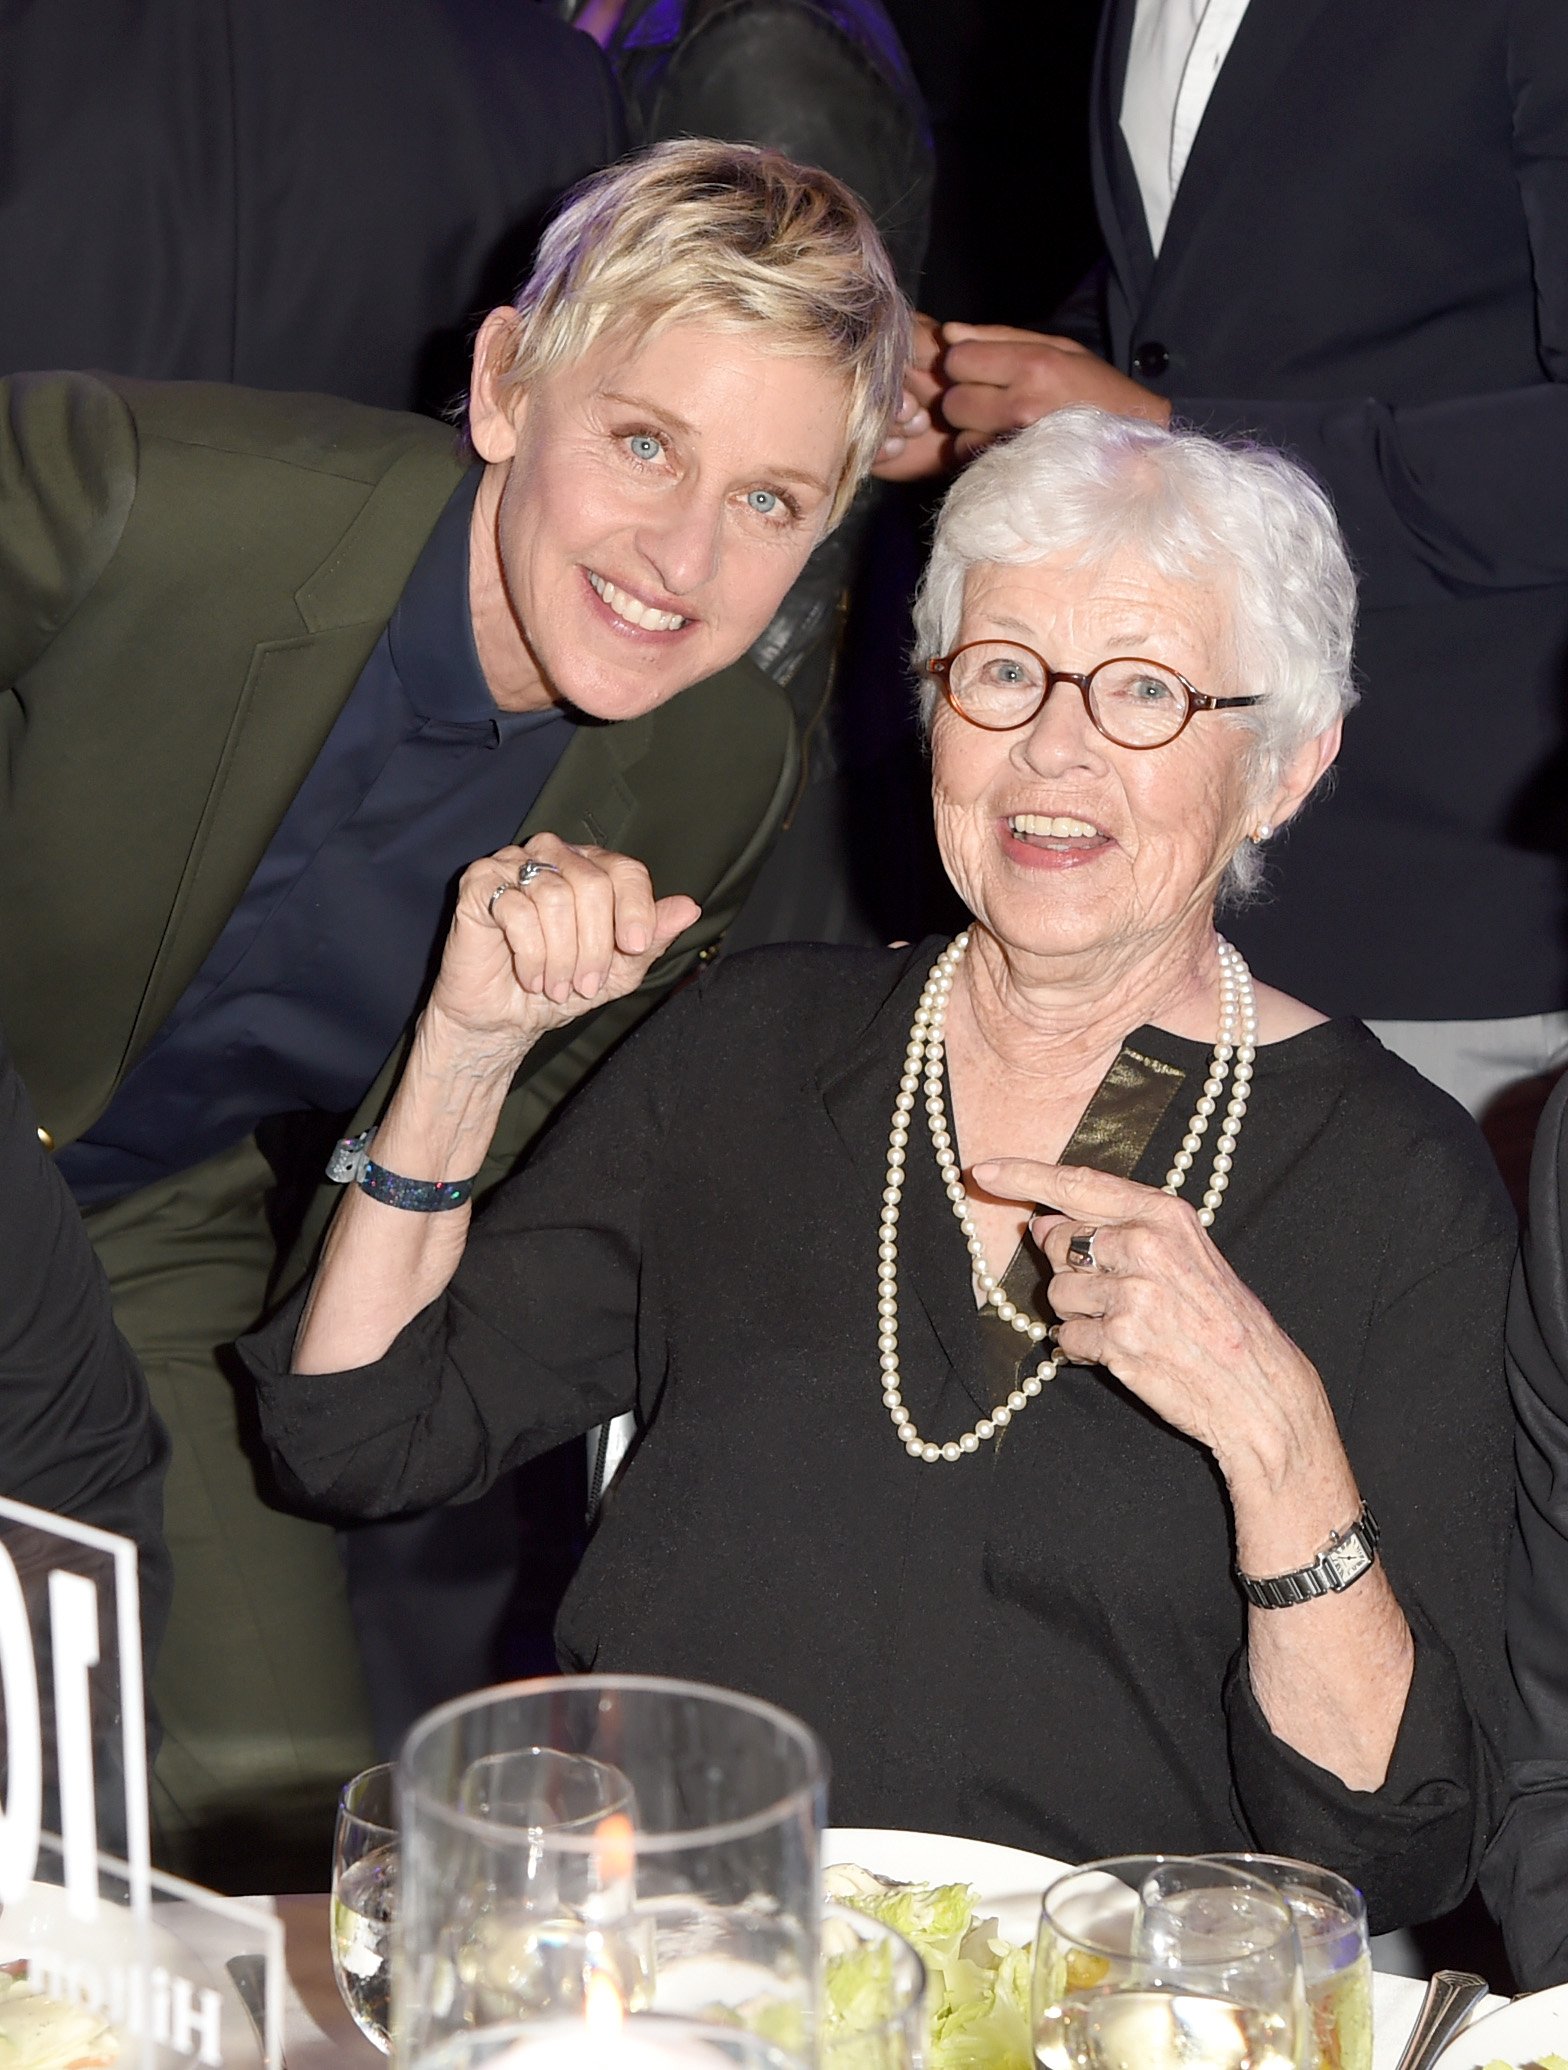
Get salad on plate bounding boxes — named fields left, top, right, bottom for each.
left=825, top=1863, right=1035, bottom=2070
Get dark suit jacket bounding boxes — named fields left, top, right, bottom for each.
left=0, top=373, right=796, bottom=1269
left=1087, top=0, right=1568, bottom=1020
left=0, top=0, right=623, bottom=415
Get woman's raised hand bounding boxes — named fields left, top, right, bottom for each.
left=426, top=836, right=701, bottom=1057
left=971, top=1158, right=1336, bottom=1492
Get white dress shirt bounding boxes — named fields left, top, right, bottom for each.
left=1119, top=0, right=1253, bottom=253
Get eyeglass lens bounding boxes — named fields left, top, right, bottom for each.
left=945, top=642, right=1191, bottom=746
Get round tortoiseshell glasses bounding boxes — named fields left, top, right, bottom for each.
left=927, top=640, right=1262, bottom=749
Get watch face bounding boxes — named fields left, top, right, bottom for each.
left=1326, top=1537, right=1371, bottom=1586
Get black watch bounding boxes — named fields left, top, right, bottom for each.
left=1237, top=1505, right=1381, bottom=1610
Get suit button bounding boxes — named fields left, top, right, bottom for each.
left=36, top=1126, right=54, bottom=1152
left=1133, top=340, right=1170, bottom=379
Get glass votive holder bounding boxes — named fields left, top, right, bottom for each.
left=395, top=1676, right=826, bottom=2064
left=408, top=2011, right=808, bottom=2070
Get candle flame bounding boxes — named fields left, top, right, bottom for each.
left=584, top=1966, right=625, bottom=2039
left=593, top=1811, right=636, bottom=1890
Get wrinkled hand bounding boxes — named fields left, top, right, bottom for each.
left=972, top=1158, right=1327, bottom=1483
left=938, top=324, right=1171, bottom=458
left=426, top=834, right=701, bottom=1059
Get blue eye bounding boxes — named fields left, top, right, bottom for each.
left=747, top=488, right=781, bottom=516
left=626, top=433, right=663, bottom=463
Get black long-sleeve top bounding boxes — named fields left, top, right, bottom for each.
left=0, top=1037, right=170, bottom=1587
left=0, top=1031, right=171, bottom=1817
left=245, top=944, right=1514, bottom=1930
left=1480, top=1075, right=1568, bottom=1984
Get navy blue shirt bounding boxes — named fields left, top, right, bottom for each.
left=61, top=474, right=575, bottom=1209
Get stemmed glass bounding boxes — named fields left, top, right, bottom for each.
left=331, top=1764, right=399, bottom=2053
left=1033, top=1855, right=1309, bottom=2070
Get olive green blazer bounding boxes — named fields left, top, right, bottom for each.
left=0, top=373, right=796, bottom=1268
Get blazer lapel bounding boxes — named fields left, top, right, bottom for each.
left=121, top=441, right=470, bottom=1072
left=817, top=944, right=997, bottom=1415
left=1151, top=0, right=1339, bottom=275
left=1091, top=0, right=1156, bottom=309
left=512, top=710, right=654, bottom=852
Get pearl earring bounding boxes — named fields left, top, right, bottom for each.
left=1253, top=822, right=1273, bottom=841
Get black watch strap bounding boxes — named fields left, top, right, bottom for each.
left=1238, top=1504, right=1381, bottom=1610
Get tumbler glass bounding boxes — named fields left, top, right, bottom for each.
left=1200, top=1858, right=1369, bottom=2070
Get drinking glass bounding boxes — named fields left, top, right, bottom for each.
left=1032, top=1855, right=1308, bottom=2070
left=398, top=1723, right=642, bottom=2054
left=332, top=1764, right=399, bottom=2052
left=817, top=1903, right=927, bottom=2070
left=396, top=1676, right=827, bottom=2064
left=1201, top=1858, right=1370, bottom=2070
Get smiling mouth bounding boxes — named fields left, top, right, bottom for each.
left=1009, top=812, right=1111, bottom=848
left=587, top=570, right=690, bottom=632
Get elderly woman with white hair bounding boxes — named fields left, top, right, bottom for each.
left=244, top=408, right=1512, bottom=1926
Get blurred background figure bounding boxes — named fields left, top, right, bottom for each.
left=0, top=0, right=623, bottom=414
left=560, top=0, right=936, bottom=951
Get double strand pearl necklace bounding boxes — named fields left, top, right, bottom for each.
left=876, top=932, right=1257, bottom=1464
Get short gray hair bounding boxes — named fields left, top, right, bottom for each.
left=912, top=408, right=1358, bottom=896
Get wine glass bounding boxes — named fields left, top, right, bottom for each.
left=1032, top=1855, right=1308, bottom=2070
left=332, top=1763, right=399, bottom=2052
left=1200, top=1857, right=1370, bottom=2070
left=395, top=1676, right=826, bottom=2065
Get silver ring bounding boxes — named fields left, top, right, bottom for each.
left=487, top=858, right=564, bottom=918
left=1066, top=1227, right=1101, bottom=1272
left=517, top=858, right=563, bottom=889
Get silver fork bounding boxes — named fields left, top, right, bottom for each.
left=1390, top=1970, right=1491, bottom=2070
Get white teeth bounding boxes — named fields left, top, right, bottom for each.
left=588, top=571, right=688, bottom=632
left=1011, top=813, right=1103, bottom=839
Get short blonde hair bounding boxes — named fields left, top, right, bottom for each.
left=487, top=140, right=911, bottom=525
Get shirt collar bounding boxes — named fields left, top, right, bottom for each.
left=388, top=470, right=561, bottom=740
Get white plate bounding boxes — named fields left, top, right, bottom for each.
left=822, top=1827, right=1501, bottom=2070
left=1434, top=1981, right=1568, bottom=2070
left=0, top=1882, right=259, bottom=2070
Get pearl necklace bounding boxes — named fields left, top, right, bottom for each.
left=876, top=932, right=1257, bottom=1464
